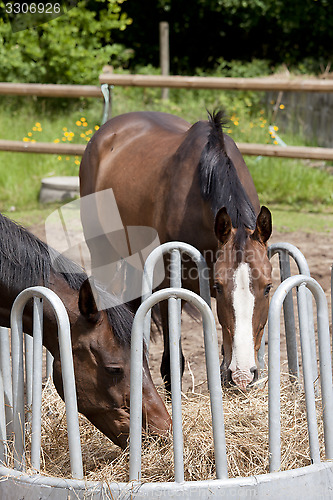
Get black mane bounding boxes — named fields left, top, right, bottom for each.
left=0, top=213, right=132, bottom=345
left=198, top=110, right=257, bottom=248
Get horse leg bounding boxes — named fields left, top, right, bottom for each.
left=160, top=300, right=185, bottom=394
left=220, top=341, right=232, bottom=386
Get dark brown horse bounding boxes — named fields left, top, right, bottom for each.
left=80, top=110, right=272, bottom=392
left=0, top=213, right=171, bottom=448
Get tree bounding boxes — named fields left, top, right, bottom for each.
left=111, top=0, right=333, bottom=74
left=0, top=0, right=132, bottom=84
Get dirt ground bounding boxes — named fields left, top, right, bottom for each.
left=29, top=223, right=333, bottom=393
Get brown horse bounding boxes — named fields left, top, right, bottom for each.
left=80, top=110, right=272, bottom=392
left=0, top=213, right=171, bottom=448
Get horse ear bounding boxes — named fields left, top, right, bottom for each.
left=214, top=207, right=232, bottom=245
left=252, top=206, right=272, bottom=243
left=79, top=278, right=101, bottom=323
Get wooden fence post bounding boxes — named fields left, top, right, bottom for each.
left=159, top=22, right=170, bottom=100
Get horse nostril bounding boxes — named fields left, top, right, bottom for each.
left=250, top=366, right=259, bottom=384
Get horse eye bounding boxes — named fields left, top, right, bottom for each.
left=104, top=365, right=124, bottom=376
left=214, top=282, right=223, bottom=294
left=264, top=284, right=273, bottom=296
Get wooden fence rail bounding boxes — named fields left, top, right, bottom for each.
left=1, top=139, right=333, bottom=161
left=1, top=76, right=333, bottom=161
left=99, top=74, right=333, bottom=93
left=0, top=140, right=86, bottom=155
left=0, top=82, right=102, bottom=98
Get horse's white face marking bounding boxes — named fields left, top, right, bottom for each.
left=228, top=262, right=256, bottom=375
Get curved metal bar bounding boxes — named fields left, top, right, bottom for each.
left=331, top=265, right=333, bottom=337
left=268, top=275, right=333, bottom=472
left=10, top=286, right=83, bottom=479
left=0, top=327, right=13, bottom=440
left=268, top=242, right=311, bottom=274
left=130, top=287, right=227, bottom=482
left=141, top=242, right=211, bottom=352
left=46, top=350, right=54, bottom=379
left=100, top=83, right=113, bottom=124
left=0, top=369, right=6, bottom=464
left=30, top=297, right=43, bottom=471
left=266, top=242, right=317, bottom=386
left=169, top=251, right=184, bottom=482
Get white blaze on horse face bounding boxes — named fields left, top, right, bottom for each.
left=229, top=262, right=256, bottom=388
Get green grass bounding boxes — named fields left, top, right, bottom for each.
left=0, top=85, right=332, bottom=232
left=270, top=205, right=333, bottom=233
left=0, top=97, right=101, bottom=210
left=247, top=156, right=333, bottom=207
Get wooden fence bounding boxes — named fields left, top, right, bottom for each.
left=0, top=82, right=102, bottom=98
left=1, top=139, right=333, bottom=161
left=1, top=77, right=333, bottom=160
left=99, top=74, right=333, bottom=93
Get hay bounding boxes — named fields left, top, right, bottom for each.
left=12, top=368, right=325, bottom=483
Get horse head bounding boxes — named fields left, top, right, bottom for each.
left=213, top=206, right=272, bottom=390
left=52, top=278, right=171, bottom=448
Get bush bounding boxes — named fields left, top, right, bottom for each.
left=0, top=0, right=132, bottom=84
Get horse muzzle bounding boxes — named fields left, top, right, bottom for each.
left=231, top=366, right=258, bottom=391
left=221, top=365, right=258, bottom=390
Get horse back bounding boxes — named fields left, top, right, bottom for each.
left=80, top=112, right=189, bottom=195
left=79, top=111, right=259, bottom=240
left=79, top=112, right=197, bottom=229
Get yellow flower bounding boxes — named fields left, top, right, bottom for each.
left=32, top=127, right=37, bottom=131
left=85, top=137, right=90, bottom=141
left=262, top=119, right=267, bottom=124
left=75, top=160, right=80, bottom=165
left=76, top=121, right=82, bottom=126
left=80, top=133, right=85, bottom=138
left=31, top=139, right=36, bottom=143
left=233, top=121, right=239, bottom=126
left=66, top=157, right=70, bottom=161
left=28, top=132, right=32, bottom=137
left=87, top=130, right=93, bottom=135
left=260, top=123, right=265, bottom=128
left=80, top=117, right=86, bottom=122
left=37, top=128, right=42, bottom=132
left=57, top=156, right=62, bottom=160
left=273, top=125, right=279, bottom=131
left=69, top=132, right=74, bottom=137
left=62, top=137, right=66, bottom=142
left=63, top=127, right=67, bottom=132
left=94, top=125, right=99, bottom=130
left=23, top=137, right=30, bottom=142
left=53, top=139, right=60, bottom=143
left=64, top=132, right=69, bottom=137
left=35, top=122, right=41, bottom=127
left=67, top=136, right=72, bottom=141
left=273, top=140, right=278, bottom=145
left=279, top=104, right=285, bottom=109
left=227, top=129, right=232, bottom=133
left=83, top=122, right=88, bottom=127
